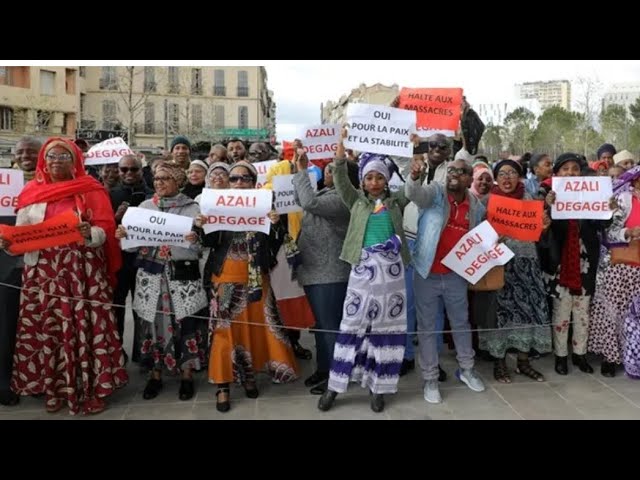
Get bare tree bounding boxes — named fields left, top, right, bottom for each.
left=574, top=76, right=604, bottom=156
left=115, top=66, right=158, bottom=146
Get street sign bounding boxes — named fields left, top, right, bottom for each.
left=76, top=129, right=129, bottom=143
left=219, top=128, right=268, bottom=137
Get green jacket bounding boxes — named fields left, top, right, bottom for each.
left=333, top=156, right=411, bottom=266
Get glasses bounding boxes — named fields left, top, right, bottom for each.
left=229, top=175, right=254, bottom=184
left=447, top=167, right=470, bottom=176
left=209, top=170, right=229, bottom=179
left=429, top=141, right=449, bottom=150
left=119, top=167, right=140, bottom=173
left=45, top=153, right=73, bottom=162
left=153, top=176, right=174, bottom=183
left=497, top=171, right=519, bottom=179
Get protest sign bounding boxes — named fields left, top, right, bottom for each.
left=0, top=169, right=24, bottom=216
left=551, top=176, right=613, bottom=220
left=273, top=173, right=317, bottom=214
left=399, top=88, right=463, bottom=134
left=120, top=207, right=193, bottom=249
left=200, top=188, right=272, bottom=235
left=0, top=210, right=83, bottom=255
left=254, top=160, right=278, bottom=189
left=301, top=124, right=341, bottom=160
left=487, top=195, right=544, bottom=242
left=84, top=137, right=135, bottom=166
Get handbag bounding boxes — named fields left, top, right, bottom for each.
left=469, top=266, right=504, bottom=292
left=610, top=240, right=640, bottom=266
left=170, top=260, right=201, bottom=281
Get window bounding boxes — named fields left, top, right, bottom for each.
left=168, top=67, right=179, bottom=94
left=144, top=102, right=155, bottom=134
left=100, top=67, right=117, bottom=90
left=0, top=67, right=30, bottom=87
left=237, top=70, right=249, bottom=97
left=192, top=104, right=202, bottom=130
left=36, top=110, right=51, bottom=132
left=214, top=69, right=225, bottom=96
left=79, top=66, right=86, bottom=78
left=238, top=106, right=248, bottom=129
left=102, top=100, right=117, bottom=130
left=191, top=68, right=202, bottom=95
left=0, top=107, right=13, bottom=131
left=169, top=103, right=179, bottom=132
left=63, top=113, right=76, bottom=135
left=40, top=70, right=56, bottom=96
left=214, top=105, right=225, bottom=129
left=65, top=69, right=76, bottom=94
left=80, top=93, right=86, bottom=120
left=144, top=67, right=156, bottom=93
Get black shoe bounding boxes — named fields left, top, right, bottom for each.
left=292, top=342, right=312, bottom=360
left=142, top=378, right=163, bottom=400
left=310, top=380, right=327, bottom=395
left=304, top=371, right=329, bottom=387
left=215, top=387, right=230, bottom=413
left=399, top=359, right=415, bottom=377
left=555, top=355, right=568, bottom=375
left=244, top=384, right=259, bottom=399
left=529, top=349, right=541, bottom=360
left=601, top=361, right=616, bottom=378
left=179, top=379, right=195, bottom=401
left=438, top=365, right=447, bottom=382
left=318, top=390, right=337, bottom=411
left=371, top=394, right=385, bottom=413
left=0, top=390, right=19, bottom=406
left=572, top=354, right=594, bottom=373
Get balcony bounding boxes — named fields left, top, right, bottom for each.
left=237, top=86, right=249, bottom=97
left=214, top=86, right=226, bottom=96
left=99, top=78, right=118, bottom=91
left=144, top=82, right=157, bottom=93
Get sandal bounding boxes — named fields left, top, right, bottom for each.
left=45, top=398, right=64, bottom=413
left=493, top=359, right=512, bottom=384
left=516, top=360, right=545, bottom=382
left=216, top=386, right=230, bottom=413
left=292, top=342, right=312, bottom=360
left=83, top=398, right=106, bottom=415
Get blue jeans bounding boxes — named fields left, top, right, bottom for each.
left=405, top=239, right=444, bottom=361
left=304, top=283, right=348, bottom=373
left=414, top=271, right=475, bottom=381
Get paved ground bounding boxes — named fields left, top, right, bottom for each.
left=3, top=331, right=640, bottom=420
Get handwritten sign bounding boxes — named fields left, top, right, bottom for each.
left=399, top=88, right=463, bottom=133
left=301, top=124, right=341, bottom=160
left=487, top=195, right=544, bottom=242
left=200, top=189, right=272, bottom=235
left=0, top=169, right=24, bottom=216
left=344, top=103, right=416, bottom=158
left=441, top=221, right=514, bottom=284
left=551, top=176, right=613, bottom=220
left=254, top=160, right=278, bottom=189
left=0, top=210, right=83, bottom=255
left=120, top=207, right=193, bottom=249
left=84, top=137, right=135, bottom=166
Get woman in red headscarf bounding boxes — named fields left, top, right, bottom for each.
left=0, top=137, right=128, bottom=416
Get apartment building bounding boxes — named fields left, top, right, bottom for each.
left=514, top=80, right=571, bottom=110
left=322, top=83, right=399, bottom=124
left=81, top=66, right=276, bottom=149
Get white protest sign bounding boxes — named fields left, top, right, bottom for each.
left=84, top=137, right=135, bottom=166
left=254, top=160, right=278, bottom=188
left=200, top=188, right=272, bottom=235
left=120, top=207, right=193, bottom=250
left=344, top=103, right=416, bottom=158
left=0, top=169, right=24, bottom=216
left=551, top=176, right=613, bottom=220
left=301, top=124, right=341, bottom=160
left=273, top=174, right=317, bottom=214
left=388, top=173, right=405, bottom=193
left=441, top=221, right=515, bottom=285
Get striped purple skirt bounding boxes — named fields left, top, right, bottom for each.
left=328, top=235, right=407, bottom=395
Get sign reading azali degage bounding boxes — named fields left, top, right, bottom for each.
left=84, top=137, right=135, bottom=166
left=441, top=221, right=514, bottom=285
left=200, top=189, right=272, bottom=235
left=551, top=176, right=613, bottom=220
left=120, top=207, right=194, bottom=250
left=301, top=124, right=341, bottom=160
left=0, top=169, right=24, bottom=216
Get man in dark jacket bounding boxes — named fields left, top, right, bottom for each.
left=110, top=154, right=154, bottom=363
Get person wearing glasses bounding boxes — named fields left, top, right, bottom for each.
left=199, top=161, right=298, bottom=413
left=406, top=159, right=487, bottom=403
left=109, top=154, right=154, bottom=364
left=182, top=159, right=209, bottom=200
left=474, top=159, right=552, bottom=384
left=116, top=161, right=208, bottom=402
left=1, top=137, right=127, bottom=415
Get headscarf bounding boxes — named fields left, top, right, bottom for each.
left=189, top=159, right=209, bottom=173
left=155, top=161, right=187, bottom=189
left=553, top=152, right=583, bottom=174
left=613, top=149, right=635, bottom=166
left=589, top=160, right=609, bottom=172
left=597, top=143, right=617, bottom=160
left=469, top=162, right=493, bottom=200
left=358, top=152, right=404, bottom=183
left=613, top=165, right=640, bottom=195
left=230, top=160, right=258, bottom=183
left=16, top=137, right=121, bottom=287
left=207, top=161, right=231, bottom=179
left=492, top=159, right=522, bottom=179
left=491, top=160, right=525, bottom=199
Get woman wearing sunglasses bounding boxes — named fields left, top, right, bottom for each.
left=199, top=161, right=298, bottom=413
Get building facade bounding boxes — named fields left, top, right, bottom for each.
left=322, top=83, right=399, bottom=124
left=476, top=98, right=542, bottom=126
left=514, top=80, right=571, bottom=110
left=603, top=82, right=640, bottom=112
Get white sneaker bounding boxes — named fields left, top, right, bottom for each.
left=423, top=379, right=442, bottom=404
left=456, top=368, right=486, bottom=392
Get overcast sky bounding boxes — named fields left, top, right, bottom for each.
left=262, top=60, right=640, bottom=140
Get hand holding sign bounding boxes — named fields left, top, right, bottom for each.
left=0, top=234, right=9, bottom=250
left=78, top=221, right=92, bottom=239
left=115, top=225, right=127, bottom=239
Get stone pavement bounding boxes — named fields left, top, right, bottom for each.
left=2, top=332, right=640, bottom=419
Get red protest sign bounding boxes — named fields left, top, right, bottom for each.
left=399, top=88, right=463, bottom=131
left=0, top=210, right=84, bottom=255
left=487, top=196, right=544, bottom=242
